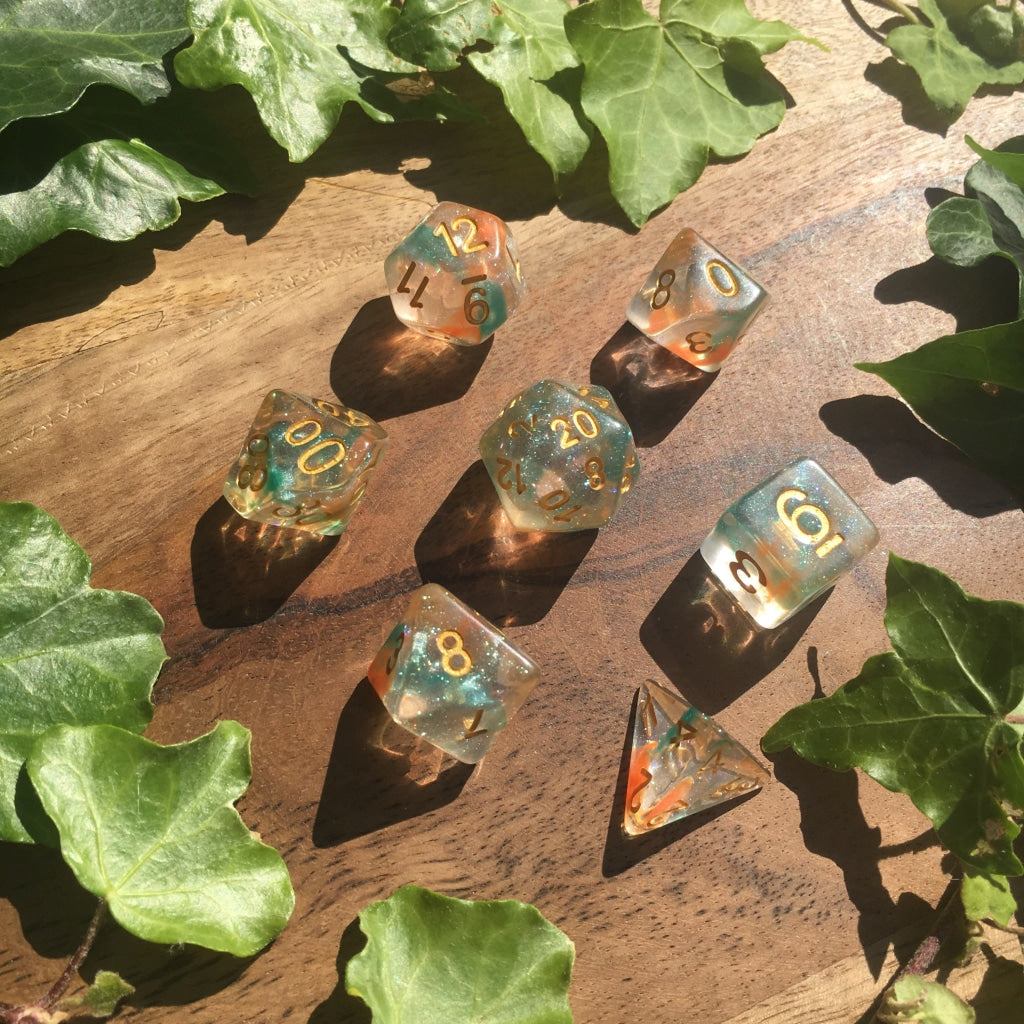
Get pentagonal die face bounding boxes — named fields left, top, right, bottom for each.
left=223, top=390, right=388, bottom=536
left=384, top=201, right=525, bottom=346
left=479, top=380, right=639, bottom=533
left=700, top=458, right=879, bottom=628
left=626, top=228, right=768, bottom=372
left=367, top=584, right=541, bottom=763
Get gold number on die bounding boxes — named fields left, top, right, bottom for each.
left=284, top=417, right=347, bottom=475
left=706, top=259, right=738, bottom=297
left=651, top=268, right=675, bottom=310
left=776, top=488, right=845, bottom=558
left=551, top=409, right=600, bottom=449
left=434, top=217, right=487, bottom=256
left=436, top=629, right=472, bottom=677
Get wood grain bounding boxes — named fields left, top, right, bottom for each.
left=2, top=3, right=1022, bottom=1021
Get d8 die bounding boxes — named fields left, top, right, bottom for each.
left=223, top=390, right=387, bottom=536
left=479, top=380, right=639, bottom=532
left=700, top=458, right=879, bottom=628
left=626, top=228, right=767, bottom=372
left=367, top=584, right=541, bottom=763
left=384, top=201, right=525, bottom=346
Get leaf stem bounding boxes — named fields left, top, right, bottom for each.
left=877, top=0, right=921, bottom=23
left=39, top=899, right=107, bottom=1011
left=983, top=917, right=1024, bottom=936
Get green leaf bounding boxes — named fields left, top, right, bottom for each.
left=879, top=976, right=975, bottom=1024
left=0, top=503, right=164, bottom=843
left=763, top=554, right=1024, bottom=876
left=0, top=0, right=190, bottom=132
left=27, top=722, right=294, bottom=956
left=175, top=0, right=447, bottom=163
left=856, top=321, right=1024, bottom=502
left=389, top=0, right=590, bottom=179
left=961, top=867, right=1018, bottom=926
left=885, top=0, right=1024, bottom=120
left=77, top=971, right=135, bottom=1018
left=346, top=885, right=575, bottom=1023
left=564, top=0, right=802, bottom=225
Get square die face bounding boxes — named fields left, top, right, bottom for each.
left=384, top=202, right=525, bottom=346
left=626, top=229, right=767, bottom=371
left=478, top=380, right=639, bottom=532
left=223, top=391, right=387, bottom=536
left=367, top=584, right=541, bottom=763
left=700, top=458, right=879, bottom=628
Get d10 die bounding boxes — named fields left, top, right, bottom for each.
left=223, top=390, right=387, bottom=536
left=367, top=584, right=541, bottom=763
left=700, top=458, right=879, bottom=628
left=384, top=201, right=525, bottom=346
left=626, top=228, right=768, bottom=372
left=479, top=380, right=639, bottom=533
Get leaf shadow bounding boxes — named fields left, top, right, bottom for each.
left=307, top=916, right=371, bottom=1024
left=863, top=57, right=959, bottom=135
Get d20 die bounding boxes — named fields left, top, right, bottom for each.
left=479, top=380, right=639, bottom=533
left=367, top=584, right=541, bottom=763
left=700, top=458, right=879, bottom=628
left=626, top=228, right=768, bottom=372
left=223, top=390, right=387, bottom=536
left=384, top=201, right=525, bottom=346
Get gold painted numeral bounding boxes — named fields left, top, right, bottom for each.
left=434, top=216, right=488, bottom=256
left=585, top=456, right=606, bottom=490
left=550, top=409, right=600, bottom=449
left=462, top=708, right=488, bottom=739
left=537, top=488, right=582, bottom=522
left=462, top=274, right=489, bottom=324
left=775, top=488, right=845, bottom=558
left=507, top=414, right=537, bottom=438
left=436, top=629, right=472, bottom=677
left=651, top=268, right=676, bottom=310
left=397, top=261, right=428, bottom=307
left=686, top=331, right=713, bottom=354
left=629, top=767, right=653, bottom=814
left=496, top=457, right=525, bottom=494
left=706, top=258, right=739, bottom=297
left=729, top=550, right=767, bottom=594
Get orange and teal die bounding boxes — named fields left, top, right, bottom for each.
left=367, top=584, right=541, bottom=763
left=627, top=228, right=768, bottom=372
left=384, top=201, right=525, bottom=346
left=223, top=390, right=387, bottom=536
left=700, top=458, right=879, bottom=628
left=478, top=380, right=639, bottom=532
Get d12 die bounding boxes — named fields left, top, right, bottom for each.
left=384, top=201, right=525, bottom=346
left=367, top=584, right=541, bottom=763
left=479, top=379, right=639, bottom=532
left=223, top=390, right=387, bottom=536
left=700, top=458, right=879, bottom=628
left=626, top=228, right=768, bottom=372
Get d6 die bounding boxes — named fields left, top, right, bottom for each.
left=700, top=458, right=879, bottom=628
left=367, top=584, right=541, bottom=763
left=384, top=201, right=525, bottom=346
left=626, top=228, right=767, bottom=372
left=223, top=390, right=387, bottom=536
left=479, top=380, right=639, bottom=532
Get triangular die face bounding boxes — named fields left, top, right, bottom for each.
left=624, top=680, right=769, bottom=836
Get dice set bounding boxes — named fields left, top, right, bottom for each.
left=217, top=203, right=880, bottom=826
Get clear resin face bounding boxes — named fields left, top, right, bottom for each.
left=626, top=228, right=768, bottom=372
left=700, top=458, right=879, bottom=628
left=367, top=584, right=541, bottom=763
left=384, top=201, right=525, bottom=346
left=479, top=380, right=639, bottom=532
left=624, top=680, right=768, bottom=835
left=223, top=390, right=387, bottom=536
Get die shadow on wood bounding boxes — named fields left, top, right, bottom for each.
left=601, top=688, right=759, bottom=877
left=413, top=460, right=597, bottom=628
left=639, top=550, right=828, bottom=717
left=589, top=323, right=717, bottom=447
left=820, top=395, right=1019, bottom=516
left=191, top=497, right=341, bottom=628
left=329, top=296, right=491, bottom=422
left=312, top=678, right=474, bottom=847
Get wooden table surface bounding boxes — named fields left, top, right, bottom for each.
left=2, top=2, right=1023, bottom=1021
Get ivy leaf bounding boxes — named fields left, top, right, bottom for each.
left=0, top=0, right=189, bottom=132
left=885, top=0, right=1024, bottom=120
left=856, top=321, right=1024, bottom=502
left=879, top=976, right=975, bottom=1024
left=927, top=135, right=1024, bottom=316
left=346, top=885, right=575, bottom=1023
left=27, top=722, right=295, bottom=956
left=0, top=503, right=163, bottom=844
left=961, top=868, right=1018, bottom=927
left=175, top=0, right=459, bottom=163
left=389, top=0, right=590, bottom=179
left=74, top=971, right=135, bottom=1018
left=763, top=554, right=1024, bottom=876
left=564, top=0, right=804, bottom=226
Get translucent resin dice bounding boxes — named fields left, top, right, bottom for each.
left=478, top=380, right=639, bottom=533
left=700, top=458, right=879, bottom=628
left=625, top=680, right=768, bottom=835
left=368, top=584, right=541, bottom=763
left=626, top=228, right=768, bottom=372
left=384, top=201, right=525, bottom=346
left=223, top=390, right=387, bottom=536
